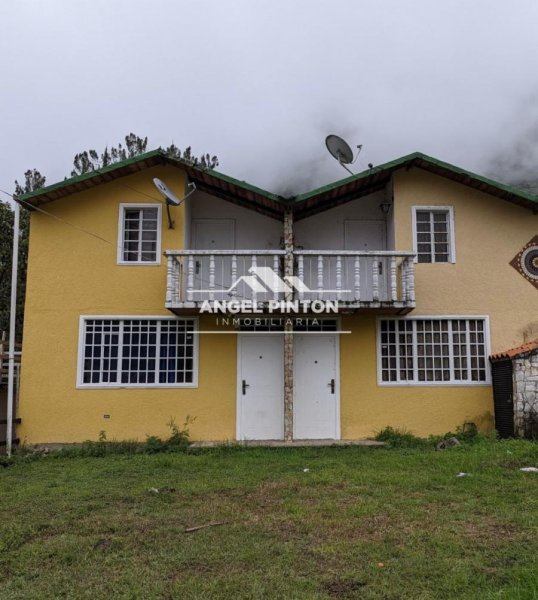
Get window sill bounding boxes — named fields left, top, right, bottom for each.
left=76, top=383, right=198, bottom=390
left=377, top=381, right=491, bottom=387
left=116, top=261, right=162, bottom=267
left=413, top=260, right=457, bottom=265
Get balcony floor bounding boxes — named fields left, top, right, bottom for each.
left=166, top=301, right=415, bottom=315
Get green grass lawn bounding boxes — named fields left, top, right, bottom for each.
left=1, top=441, right=538, bottom=599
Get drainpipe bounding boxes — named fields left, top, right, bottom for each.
left=6, top=200, right=20, bottom=456
left=283, top=209, right=294, bottom=441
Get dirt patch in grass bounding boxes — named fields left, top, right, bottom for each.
left=321, top=578, right=367, bottom=598
left=457, top=516, right=528, bottom=546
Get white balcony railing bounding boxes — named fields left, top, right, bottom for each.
left=165, top=250, right=287, bottom=306
left=293, top=250, right=416, bottom=306
left=165, top=250, right=416, bottom=310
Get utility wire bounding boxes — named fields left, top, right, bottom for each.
left=0, top=187, right=163, bottom=263
left=118, top=181, right=167, bottom=204
left=1, top=185, right=253, bottom=292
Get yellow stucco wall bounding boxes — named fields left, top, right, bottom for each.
left=17, top=164, right=537, bottom=443
left=18, top=166, right=237, bottom=444
left=340, top=315, right=494, bottom=439
left=393, top=169, right=538, bottom=352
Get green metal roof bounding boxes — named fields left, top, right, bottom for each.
left=20, top=148, right=538, bottom=216
left=294, top=151, right=538, bottom=205
left=20, top=149, right=282, bottom=204
left=19, top=149, right=286, bottom=219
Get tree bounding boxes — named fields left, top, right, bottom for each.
left=0, top=170, right=46, bottom=338
left=2, top=134, right=218, bottom=339
left=71, top=133, right=149, bottom=176
left=70, top=133, right=218, bottom=176
left=164, top=143, right=219, bottom=170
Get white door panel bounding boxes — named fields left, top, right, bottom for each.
left=293, top=334, right=339, bottom=439
left=238, top=335, right=284, bottom=440
left=344, top=220, right=386, bottom=301
left=193, top=219, right=235, bottom=300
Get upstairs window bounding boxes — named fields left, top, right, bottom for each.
left=118, top=204, right=161, bottom=264
left=413, top=206, right=455, bottom=263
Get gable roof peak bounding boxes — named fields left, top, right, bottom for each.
left=18, top=148, right=538, bottom=216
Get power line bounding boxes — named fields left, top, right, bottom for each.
left=0, top=187, right=165, bottom=262
left=0, top=187, right=115, bottom=246
left=118, top=181, right=166, bottom=204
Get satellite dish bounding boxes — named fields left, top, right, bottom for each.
left=326, top=135, right=353, bottom=164
left=325, top=135, right=362, bottom=175
left=153, top=177, right=182, bottom=206
left=153, top=177, right=197, bottom=230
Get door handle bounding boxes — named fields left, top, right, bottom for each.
left=195, top=260, right=200, bottom=275
left=242, top=379, right=250, bottom=395
left=328, top=379, right=335, bottom=394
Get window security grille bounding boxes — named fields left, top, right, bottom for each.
left=121, top=207, right=159, bottom=262
left=415, top=209, right=451, bottom=263
left=380, top=318, right=487, bottom=384
left=80, top=318, right=196, bottom=386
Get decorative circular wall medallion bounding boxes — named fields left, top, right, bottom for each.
left=510, top=236, right=538, bottom=289
left=521, top=246, right=538, bottom=280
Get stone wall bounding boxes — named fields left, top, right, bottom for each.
left=514, top=350, right=538, bottom=437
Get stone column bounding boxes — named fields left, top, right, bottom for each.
left=514, top=352, right=538, bottom=437
left=283, top=209, right=294, bottom=441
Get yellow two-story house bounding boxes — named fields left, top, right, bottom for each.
left=17, top=150, right=538, bottom=444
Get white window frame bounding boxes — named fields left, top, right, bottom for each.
left=77, top=315, right=199, bottom=389
left=376, top=315, right=491, bottom=386
left=117, top=203, right=162, bottom=266
left=412, top=205, right=456, bottom=264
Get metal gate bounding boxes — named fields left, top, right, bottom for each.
left=491, top=359, right=514, bottom=438
left=0, top=332, right=21, bottom=451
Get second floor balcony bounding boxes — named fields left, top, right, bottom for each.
left=165, top=249, right=416, bottom=313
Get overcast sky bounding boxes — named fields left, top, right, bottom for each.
left=1, top=0, right=538, bottom=197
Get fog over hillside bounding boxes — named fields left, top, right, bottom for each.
left=1, top=1, right=538, bottom=198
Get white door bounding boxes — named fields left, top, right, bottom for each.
left=237, top=335, right=284, bottom=440
left=294, top=335, right=339, bottom=439
left=344, top=220, right=386, bottom=301
left=193, top=219, right=235, bottom=300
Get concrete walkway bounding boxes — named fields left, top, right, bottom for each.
left=190, top=439, right=385, bottom=448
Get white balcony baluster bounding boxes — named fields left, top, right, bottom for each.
left=336, top=255, right=342, bottom=300
left=187, top=255, right=194, bottom=303
left=251, top=255, right=257, bottom=303
left=407, top=258, right=416, bottom=303
left=400, top=258, right=409, bottom=302
left=390, top=256, right=397, bottom=302
left=354, top=256, right=361, bottom=300
left=166, top=255, right=174, bottom=305
left=209, top=254, right=215, bottom=301
left=273, top=254, right=280, bottom=301
left=298, top=255, right=304, bottom=300
left=372, top=259, right=380, bottom=302
left=317, top=255, right=324, bottom=300
left=173, top=258, right=180, bottom=305
left=230, top=254, right=237, bottom=297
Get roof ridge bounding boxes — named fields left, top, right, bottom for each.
left=293, top=151, right=538, bottom=204
left=18, top=148, right=538, bottom=210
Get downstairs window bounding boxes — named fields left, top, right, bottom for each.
left=378, top=318, right=489, bottom=385
left=78, top=317, right=197, bottom=387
